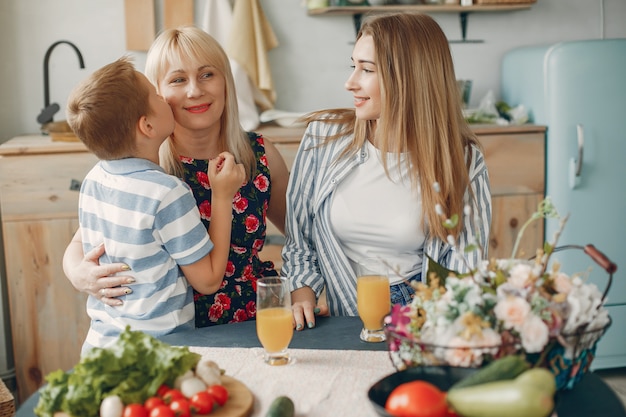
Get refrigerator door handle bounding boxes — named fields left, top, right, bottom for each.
left=569, top=124, right=584, bottom=189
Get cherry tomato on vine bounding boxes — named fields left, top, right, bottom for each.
left=169, top=398, right=192, bottom=417
left=156, top=384, right=171, bottom=398
left=189, top=391, right=214, bottom=414
left=207, top=384, right=229, bottom=407
left=162, top=388, right=185, bottom=405
left=123, top=404, right=149, bottom=417
left=149, top=405, right=175, bottom=417
left=144, top=396, right=165, bottom=411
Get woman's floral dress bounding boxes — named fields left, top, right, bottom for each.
left=181, top=132, right=278, bottom=327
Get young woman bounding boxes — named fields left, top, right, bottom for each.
left=63, top=26, right=289, bottom=327
left=282, top=13, right=492, bottom=331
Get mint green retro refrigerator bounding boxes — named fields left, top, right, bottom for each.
left=501, top=39, right=626, bottom=369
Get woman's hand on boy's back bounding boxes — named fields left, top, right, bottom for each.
left=208, top=152, right=246, bottom=200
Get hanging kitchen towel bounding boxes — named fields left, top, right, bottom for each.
left=201, top=0, right=260, bottom=130
left=200, top=0, right=233, bottom=48
left=227, top=0, right=279, bottom=110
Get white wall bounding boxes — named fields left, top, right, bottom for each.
left=0, top=0, right=625, bottom=143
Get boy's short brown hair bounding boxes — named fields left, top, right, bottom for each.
left=67, top=56, right=150, bottom=160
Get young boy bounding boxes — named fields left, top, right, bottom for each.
left=66, top=56, right=245, bottom=354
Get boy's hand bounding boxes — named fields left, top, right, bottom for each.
left=208, top=152, right=246, bottom=198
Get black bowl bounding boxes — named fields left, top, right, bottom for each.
left=367, top=366, right=477, bottom=417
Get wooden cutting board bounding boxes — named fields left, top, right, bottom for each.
left=52, top=376, right=253, bottom=417
left=163, top=0, right=194, bottom=30
left=213, top=375, right=254, bottom=417
left=124, top=0, right=156, bottom=51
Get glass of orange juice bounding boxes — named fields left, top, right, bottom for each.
left=356, top=259, right=391, bottom=342
left=256, top=277, right=294, bottom=365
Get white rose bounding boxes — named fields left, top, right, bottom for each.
left=508, top=263, right=534, bottom=289
left=521, top=314, right=550, bottom=353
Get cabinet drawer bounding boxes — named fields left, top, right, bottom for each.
left=0, top=152, right=97, bottom=221
left=477, top=131, right=545, bottom=196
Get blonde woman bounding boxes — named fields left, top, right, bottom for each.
left=283, top=13, right=491, bottom=331
left=64, top=26, right=289, bottom=327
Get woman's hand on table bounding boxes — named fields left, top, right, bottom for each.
left=291, top=286, right=329, bottom=331
left=65, top=242, right=134, bottom=306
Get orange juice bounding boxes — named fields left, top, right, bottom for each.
left=256, top=307, right=294, bottom=353
left=357, top=275, right=391, bottom=330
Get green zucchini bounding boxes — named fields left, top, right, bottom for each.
left=265, top=396, right=295, bottom=417
left=450, top=355, right=529, bottom=390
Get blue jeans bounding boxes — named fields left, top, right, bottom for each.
left=389, top=273, right=421, bottom=306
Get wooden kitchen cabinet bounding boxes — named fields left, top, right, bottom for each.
left=258, top=123, right=547, bottom=264
left=0, top=136, right=97, bottom=404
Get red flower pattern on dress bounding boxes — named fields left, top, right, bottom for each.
left=209, top=303, right=223, bottom=322
left=198, top=200, right=211, bottom=221
left=232, top=309, right=248, bottom=322
left=253, top=174, right=269, bottom=193
left=196, top=171, right=210, bottom=189
left=246, top=300, right=256, bottom=318
left=182, top=132, right=277, bottom=327
left=252, top=239, right=264, bottom=251
left=232, top=246, right=246, bottom=255
left=225, top=261, right=235, bottom=277
left=214, top=293, right=232, bottom=310
left=245, top=215, right=260, bottom=233
left=233, top=192, right=249, bottom=214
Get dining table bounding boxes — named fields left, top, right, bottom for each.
left=16, top=316, right=626, bottom=417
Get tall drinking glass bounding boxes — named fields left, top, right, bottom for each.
left=357, top=259, right=391, bottom=342
left=256, top=277, right=294, bottom=365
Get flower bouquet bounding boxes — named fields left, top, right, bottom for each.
left=385, top=197, right=616, bottom=390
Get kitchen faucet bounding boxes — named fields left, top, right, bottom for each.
left=36, top=40, right=85, bottom=125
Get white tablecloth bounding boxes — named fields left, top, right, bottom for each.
left=190, top=347, right=396, bottom=417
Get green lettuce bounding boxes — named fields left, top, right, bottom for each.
left=35, top=327, right=200, bottom=417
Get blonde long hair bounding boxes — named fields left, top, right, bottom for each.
left=305, top=13, right=478, bottom=241
left=145, top=25, right=255, bottom=179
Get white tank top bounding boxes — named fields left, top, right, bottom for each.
left=330, top=140, right=426, bottom=285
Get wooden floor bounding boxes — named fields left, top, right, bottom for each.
left=597, top=367, right=626, bottom=407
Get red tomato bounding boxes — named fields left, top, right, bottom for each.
left=207, top=384, right=229, bottom=407
left=162, top=389, right=185, bottom=405
left=156, top=384, right=171, bottom=398
left=123, top=404, right=150, bottom=417
left=384, top=380, right=448, bottom=417
left=169, top=398, right=192, bottom=417
left=144, top=397, right=165, bottom=411
left=150, top=405, right=175, bottom=417
left=189, top=391, right=214, bottom=415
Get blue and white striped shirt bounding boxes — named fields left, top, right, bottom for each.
left=281, top=120, right=492, bottom=316
left=79, top=158, right=213, bottom=354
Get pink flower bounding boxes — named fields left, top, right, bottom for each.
left=209, top=303, right=223, bottom=322
left=214, top=293, right=231, bottom=310
left=553, top=272, right=573, bottom=294
left=494, top=296, right=530, bottom=331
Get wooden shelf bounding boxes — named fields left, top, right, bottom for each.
left=307, top=4, right=534, bottom=42
left=307, top=4, right=532, bottom=15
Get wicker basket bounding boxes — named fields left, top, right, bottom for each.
left=0, top=379, right=15, bottom=417
left=474, top=0, right=536, bottom=4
